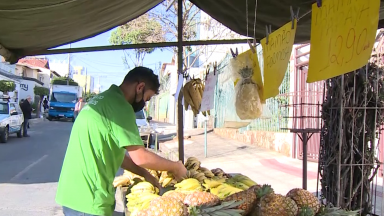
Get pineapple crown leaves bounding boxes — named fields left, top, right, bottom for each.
left=316, top=205, right=360, bottom=216
left=256, top=184, right=274, bottom=198
left=192, top=200, right=245, bottom=214
left=298, top=206, right=315, bottom=216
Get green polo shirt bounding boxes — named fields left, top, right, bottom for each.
left=56, top=85, right=143, bottom=216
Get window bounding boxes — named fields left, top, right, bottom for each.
left=0, top=103, right=9, bottom=114
left=51, top=93, right=77, bottom=103
left=135, top=110, right=145, bottom=119
left=9, top=103, right=16, bottom=114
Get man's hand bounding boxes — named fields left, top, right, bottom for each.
left=143, top=172, right=161, bottom=189
left=170, top=161, right=187, bottom=181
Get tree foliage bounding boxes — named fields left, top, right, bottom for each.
left=149, top=0, right=243, bottom=71
left=51, top=77, right=79, bottom=86
left=84, top=92, right=97, bottom=102
left=109, top=13, right=165, bottom=67
left=34, top=86, right=49, bottom=96
left=0, top=80, right=16, bottom=94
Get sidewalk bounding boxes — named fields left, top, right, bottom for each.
left=159, top=131, right=320, bottom=195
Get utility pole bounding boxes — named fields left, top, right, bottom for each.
left=67, top=43, right=71, bottom=85
left=84, top=67, right=87, bottom=94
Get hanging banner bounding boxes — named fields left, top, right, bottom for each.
left=200, top=72, right=218, bottom=112
left=261, top=20, right=297, bottom=99
left=232, top=49, right=264, bottom=102
left=307, top=0, right=380, bottom=83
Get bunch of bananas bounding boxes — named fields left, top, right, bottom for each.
left=174, top=178, right=203, bottom=192
left=159, top=170, right=177, bottom=188
left=202, top=177, right=227, bottom=190
left=183, top=78, right=210, bottom=116
left=184, top=157, right=201, bottom=171
left=113, top=175, right=130, bottom=187
left=225, top=174, right=257, bottom=189
left=210, top=183, right=244, bottom=199
left=211, top=168, right=232, bottom=178
left=126, top=182, right=159, bottom=214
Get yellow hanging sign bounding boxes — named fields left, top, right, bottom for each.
left=233, top=49, right=264, bottom=102
left=307, top=0, right=380, bottom=83
left=261, top=20, right=297, bottom=99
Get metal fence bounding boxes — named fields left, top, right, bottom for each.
left=213, top=50, right=290, bottom=133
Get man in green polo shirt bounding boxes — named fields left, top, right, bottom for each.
left=56, top=67, right=187, bottom=216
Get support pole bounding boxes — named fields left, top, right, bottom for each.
left=302, top=132, right=308, bottom=190
left=204, top=120, right=207, bottom=158
left=177, top=0, right=184, bottom=163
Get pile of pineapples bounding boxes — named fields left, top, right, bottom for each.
left=115, top=157, right=359, bottom=216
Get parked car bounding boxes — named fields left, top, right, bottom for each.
left=135, top=109, right=154, bottom=148
left=0, top=100, right=24, bottom=143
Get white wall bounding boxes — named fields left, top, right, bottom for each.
left=18, top=79, right=43, bottom=103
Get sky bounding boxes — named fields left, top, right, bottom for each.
left=46, top=29, right=174, bottom=92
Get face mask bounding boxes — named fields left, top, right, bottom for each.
left=131, top=86, right=145, bottom=112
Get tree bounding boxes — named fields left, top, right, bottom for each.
left=51, top=77, right=79, bottom=86
left=0, top=80, right=16, bottom=95
left=84, top=92, right=97, bottom=102
left=34, top=86, right=49, bottom=118
left=109, top=13, right=165, bottom=68
left=149, top=0, right=243, bottom=71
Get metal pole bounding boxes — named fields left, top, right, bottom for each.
left=84, top=67, right=88, bottom=94
left=302, top=132, right=308, bottom=190
left=204, top=120, right=207, bottom=158
left=67, top=43, right=71, bottom=85
left=177, top=0, right=184, bottom=163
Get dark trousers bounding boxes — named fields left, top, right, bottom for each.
left=74, top=111, right=79, bottom=119
left=63, top=206, right=106, bottom=216
left=23, top=118, right=29, bottom=136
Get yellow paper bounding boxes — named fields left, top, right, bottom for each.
left=307, top=0, right=380, bottom=83
left=233, top=49, right=264, bottom=102
left=261, top=20, right=297, bottom=99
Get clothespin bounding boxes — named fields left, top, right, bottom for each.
left=290, top=6, right=300, bottom=29
left=247, top=39, right=256, bottom=54
left=265, top=25, right=272, bottom=44
left=213, top=61, right=218, bottom=76
left=230, top=48, right=238, bottom=58
left=316, top=0, right=322, bottom=7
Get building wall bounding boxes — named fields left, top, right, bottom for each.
left=18, top=79, right=43, bottom=103
left=73, top=74, right=94, bottom=94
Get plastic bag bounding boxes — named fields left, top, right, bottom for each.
left=234, top=66, right=263, bottom=120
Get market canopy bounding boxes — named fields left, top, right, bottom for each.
left=1, top=0, right=384, bottom=63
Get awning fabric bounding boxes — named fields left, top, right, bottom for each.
left=190, top=0, right=384, bottom=44
left=0, top=0, right=163, bottom=63
left=1, top=0, right=384, bottom=63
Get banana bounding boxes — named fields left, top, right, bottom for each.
left=203, top=179, right=224, bottom=190
left=198, top=167, right=215, bottom=178
left=187, top=80, right=202, bottom=116
left=184, top=157, right=199, bottom=168
left=162, top=177, right=174, bottom=188
left=174, top=178, right=203, bottom=191
left=130, top=182, right=155, bottom=194
left=113, top=175, right=130, bottom=187
left=232, top=174, right=257, bottom=187
left=192, top=172, right=207, bottom=182
left=207, top=110, right=211, bottom=115
left=183, top=82, right=195, bottom=111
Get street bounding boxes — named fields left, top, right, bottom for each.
left=0, top=120, right=71, bottom=216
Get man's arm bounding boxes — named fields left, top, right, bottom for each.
left=125, top=145, right=187, bottom=181
left=121, top=155, right=160, bottom=188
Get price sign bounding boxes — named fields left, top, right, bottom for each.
left=261, top=20, right=296, bottom=99
left=307, top=0, right=380, bottom=83
left=200, top=72, right=218, bottom=112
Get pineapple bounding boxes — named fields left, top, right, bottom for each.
left=286, top=188, right=320, bottom=214
left=223, top=185, right=259, bottom=215
left=189, top=200, right=245, bottom=216
left=139, top=196, right=187, bottom=216
left=184, top=191, right=220, bottom=207
left=259, top=194, right=299, bottom=216
left=163, top=191, right=188, bottom=203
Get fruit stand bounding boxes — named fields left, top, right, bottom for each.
left=114, top=157, right=357, bottom=216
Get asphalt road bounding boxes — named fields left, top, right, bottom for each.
left=0, top=120, right=72, bottom=216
